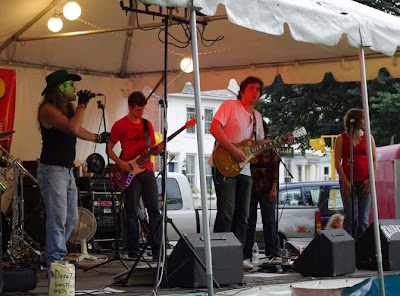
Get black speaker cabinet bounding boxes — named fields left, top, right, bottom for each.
left=3, top=268, right=37, bottom=292
left=294, top=229, right=356, bottom=277
left=167, top=232, right=243, bottom=288
left=356, top=219, right=400, bottom=271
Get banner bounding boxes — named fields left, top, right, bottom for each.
left=0, top=69, right=16, bottom=152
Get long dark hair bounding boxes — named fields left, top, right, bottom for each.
left=37, top=85, right=75, bottom=125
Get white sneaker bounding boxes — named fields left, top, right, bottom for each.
left=243, top=260, right=254, bottom=270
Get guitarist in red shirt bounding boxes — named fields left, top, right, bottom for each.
left=107, top=91, right=162, bottom=260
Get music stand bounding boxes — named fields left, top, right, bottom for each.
left=83, top=99, right=129, bottom=272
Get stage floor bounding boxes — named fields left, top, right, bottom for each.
left=24, top=253, right=399, bottom=296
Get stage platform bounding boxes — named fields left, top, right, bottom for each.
left=22, top=253, right=400, bottom=296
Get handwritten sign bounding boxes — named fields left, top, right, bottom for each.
left=49, top=262, right=75, bottom=296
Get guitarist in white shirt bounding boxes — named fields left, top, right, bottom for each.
left=210, top=76, right=267, bottom=270
left=107, top=91, right=163, bottom=260
left=210, top=76, right=294, bottom=270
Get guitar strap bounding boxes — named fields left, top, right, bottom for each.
left=119, top=118, right=150, bottom=159
left=253, top=111, right=257, bottom=141
left=142, top=118, right=151, bottom=149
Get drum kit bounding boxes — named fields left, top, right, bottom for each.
left=0, top=131, right=41, bottom=267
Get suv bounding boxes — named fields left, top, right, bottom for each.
left=278, top=181, right=344, bottom=227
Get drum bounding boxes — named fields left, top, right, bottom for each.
left=0, top=166, right=13, bottom=214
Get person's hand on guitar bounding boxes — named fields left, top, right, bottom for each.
left=230, top=146, right=247, bottom=162
left=151, top=142, right=164, bottom=156
left=117, top=159, right=132, bottom=173
left=285, top=132, right=295, bottom=144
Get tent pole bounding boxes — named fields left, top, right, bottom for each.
left=190, top=10, right=214, bottom=296
left=358, top=48, right=385, bottom=296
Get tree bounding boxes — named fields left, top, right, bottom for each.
left=359, top=0, right=400, bottom=15
left=258, top=69, right=400, bottom=148
left=257, top=74, right=361, bottom=149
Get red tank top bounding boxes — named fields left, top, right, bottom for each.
left=340, top=132, right=369, bottom=182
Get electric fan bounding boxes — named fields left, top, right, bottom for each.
left=68, top=207, right=97, bottom=262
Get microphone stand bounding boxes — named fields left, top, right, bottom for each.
left=273, top=149, right=293, bottom=255
left=274, top=149, right=294, bottom=180
left=349, top=120, right=356, bottom=237
left=84, top=99, right=129, bottom=271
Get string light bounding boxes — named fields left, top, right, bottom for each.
left=180, top=57, right=193, bottom=73
left=48, top=17, right=63, bottom=32
left=63, top=1, right=81, bottom=21
left=48, top=1, right=81, bottom=32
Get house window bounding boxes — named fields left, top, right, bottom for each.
left=205, top=155, right=214, bottom=194
left=204, top=108, right=214, bottom=135
left=324, top=167, right=329, bottom=175
left=186, top=107, right=196, bottom=134
left=324, top=166, right=331, bottom=181
left=168, top=153, right=179, bottom=172
left=186, top=154, right=196, bottom=190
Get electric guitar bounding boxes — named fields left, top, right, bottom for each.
left=214, top=127, right=307, bottom=177
left=113, top=117, right=197, bottom=190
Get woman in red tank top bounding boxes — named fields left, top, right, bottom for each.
left=334, top=108, right=377, bottom=238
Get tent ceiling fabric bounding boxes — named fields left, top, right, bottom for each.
left=0, top=0, right=400, bottom=89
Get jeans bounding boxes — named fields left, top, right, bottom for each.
left=341, top=181, right=371, bottom=239
left=124, top=172, right=162, bottom=258
left=244, top=192, right=279, bottom=259
left=213, top=168, right=252, bottom=258
left=37, top=164, right=78, bottom=268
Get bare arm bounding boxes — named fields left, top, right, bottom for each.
left=107, top=141, right=131, bottom=172
left=210, top=119, right=247, bottom=161
left=362, top=135, right=378, bottom=195
left=77, top=127, right=97, bottom=142
left=39, top=103, right=86, bottom=136
left=334, top=135, right=351, bottom=199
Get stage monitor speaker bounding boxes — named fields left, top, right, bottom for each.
left=3, top=268, right=37, bottom=292
left=294, top=229, right=356, bottom=277
left=167, top=232, right=243, bottom=288
left=356, top=219, right=400, bottom=271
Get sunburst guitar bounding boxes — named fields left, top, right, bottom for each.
left=214, top=127, right=307, bottom=177
left=113, top=117, right=197, bottom=190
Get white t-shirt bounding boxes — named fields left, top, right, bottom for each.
left=211, top=100, right=264, bottom=176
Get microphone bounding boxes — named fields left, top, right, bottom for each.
left=349, top=119, right=355, bottom=124
left=90, top=93, right=104, bottom=97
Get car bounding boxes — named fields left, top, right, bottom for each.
left=278, top=181, right=344, bottom=227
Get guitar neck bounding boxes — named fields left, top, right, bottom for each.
left=249, top=136, right=287, bottom=155
left=136, top=124, right=188, bottom=166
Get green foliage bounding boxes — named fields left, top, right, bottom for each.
left=258, top=70, right=400, bottom=148
left=358, top=0, right=400, bottom=16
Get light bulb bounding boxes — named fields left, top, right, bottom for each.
left=63, top=1, right=81, bottom=21
left=180, top=57, right=193, bottom=73
left=48, top=17, right=63, bottom=32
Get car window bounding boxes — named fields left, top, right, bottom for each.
left=156, top=178, right=183, bottom=210
left=279, top=188, right=302, bottom=205
left=305, top=185, right=343, bottom=215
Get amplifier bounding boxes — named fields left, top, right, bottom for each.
left=92, top=192, right=122, bottom=228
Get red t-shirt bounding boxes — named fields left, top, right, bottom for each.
left=110, top=116, right=156, bottom=171
left=340, top=132, right=369, bottom=182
